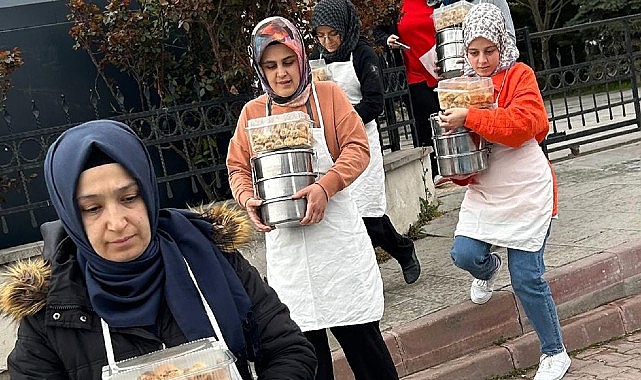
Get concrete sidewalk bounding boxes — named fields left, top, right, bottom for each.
left=330, top=139, right=641, bottom=379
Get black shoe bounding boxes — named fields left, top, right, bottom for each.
left=400, top=246, right=421, bottom=284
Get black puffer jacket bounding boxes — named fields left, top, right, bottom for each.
left=0, top=202, right=316, bottom=380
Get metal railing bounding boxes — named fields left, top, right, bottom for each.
left=0, top=95, right=252, bottom=248
left=517, top=14, right=641, bottom=155
left=376, top=49, right=415, bottom=152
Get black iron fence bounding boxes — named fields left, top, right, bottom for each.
left=0, top=95, right=253, bottom=249
left=376, top=49, right=416, bottom=151
left=2, top=14, right=641, bottom=249
left=0, top=54, right=417, bottom=250
left=518, top=14, right=641, bottom=155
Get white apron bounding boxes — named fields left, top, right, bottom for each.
left=326, top=54, right=387, bottom=217
left=264, top=85, right=384, bottom=331
left=100, top=259, right=244, bottom=380
left=455, top=69, right=553, bottom=252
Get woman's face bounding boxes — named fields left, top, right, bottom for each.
left=76, top=163, right=151, bottom=262
left=315, top=25, right=341, bottom=53
left=466, top=37, right=500, bottom=77
left=260, top=43, right=301, bottom=98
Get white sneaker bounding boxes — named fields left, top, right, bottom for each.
left=470, top=252, right=502, bottom=304
left=433, top=174, right=451, bottom=188
left=533, top=350, right=571, bottom=380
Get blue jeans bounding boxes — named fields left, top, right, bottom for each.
left=450, top=226, right=565, bottom=355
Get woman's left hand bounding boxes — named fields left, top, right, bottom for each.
left=293, top=183, right=328, bottom=225
left=438, top=108, right=469, bottom=131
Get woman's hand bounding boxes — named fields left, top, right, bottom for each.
left=387, top=34, right=402, bottom=49
left=438, top=108, right=469, bottom=132
left=293, top=183, right=328, bottom=225
left=244, top=197, right=274, bottom=232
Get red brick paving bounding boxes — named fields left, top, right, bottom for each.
left=503, top=329, right=641, bottom=380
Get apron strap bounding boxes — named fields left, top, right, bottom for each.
left=266, top=91, right=322, bottom=131
left=495, top=67, right=510, bottom=107
left=310, top=81, right=325, bottom=131
left=183, top=258, right=228, bottom=350
left=101, top=318, right=119, bottom=374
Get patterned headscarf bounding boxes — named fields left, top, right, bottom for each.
left=249, top=16, right=312, bottom=105
left=462, top=3, right=519, bottom=76
left=311, top=0, right=360, bottom=62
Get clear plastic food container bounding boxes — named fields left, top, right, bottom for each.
left=435, top=76, right=494, bottom=109
left=309, top=59, right=333, bottom=82
left=432, top=1, right=474, bottom=31
left=101, top=338, right=236, bottom=380
left=246, top=111, right=314, bottom=153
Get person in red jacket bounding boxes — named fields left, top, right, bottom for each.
left=374, top=0, right=441, bottom=182
left=437, top=4, right=571, bottom=380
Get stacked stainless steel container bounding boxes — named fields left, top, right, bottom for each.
left=430, top=113, right=489, bottom=176
left=432, top=1, right=473, bottom=79
left=246, top=111, right=315, bottom=227
left=251, top=149, right=315, bottom=227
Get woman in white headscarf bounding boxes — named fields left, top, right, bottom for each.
left=438, top=4, right=571, bottom=380
left=227, top=16, right=398, bottom=380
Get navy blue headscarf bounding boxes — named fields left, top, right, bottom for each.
left=43, top=120, right=252, bottom=356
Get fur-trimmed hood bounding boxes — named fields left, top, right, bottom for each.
left=0, top=200, right=254, bottom=322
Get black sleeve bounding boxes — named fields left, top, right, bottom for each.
left=225, top=252, right=316, bottom=380
left=372, top=15, right=399, bottom=48
left=352, top=44, right=385, bottom=124
left=8, top=314, right=67, bottom=380
left=309, top=48, right=321, bottom=60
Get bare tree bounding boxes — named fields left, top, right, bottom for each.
left=512, top=0, right=570, bottom=69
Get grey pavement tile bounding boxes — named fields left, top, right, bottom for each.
left=549, top=215, right=641, bottom=249
left=542, top=245, right=598, bottom=268
left=385, top=274, right=471, bottom=303
left=433, top=186, right=466, bottom=213
left=421, top=212, right=459, bottom=237
left=557, top=229, right=641, bottom=251
left=380, top=297, right=453, bottom=331
left=556, top=168, right=622, bottom=188
left=557, top=187, right=641, bottom=213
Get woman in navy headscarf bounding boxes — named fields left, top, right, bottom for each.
left=1, top=119, right=316, bottom=379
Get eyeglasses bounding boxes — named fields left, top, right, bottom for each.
left=316, top=30, right=340, bottom=41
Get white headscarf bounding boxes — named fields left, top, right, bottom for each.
left=462, top=3, right=519, bottom=76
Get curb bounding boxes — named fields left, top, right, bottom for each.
left=331, top=239, right=641, bottom=379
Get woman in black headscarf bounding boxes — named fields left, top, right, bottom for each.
left=1, top=119, right=316, bottom=379
left=311, top=0, right=421, bottom=285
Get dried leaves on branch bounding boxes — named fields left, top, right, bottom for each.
left=0, top=48, right=24, bottom=102
left=66, top=0, right=313, bottom=109
left=66, top=0, right=403, bottom=110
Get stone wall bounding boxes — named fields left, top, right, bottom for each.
left=383, top=147, right=435, bottom=234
